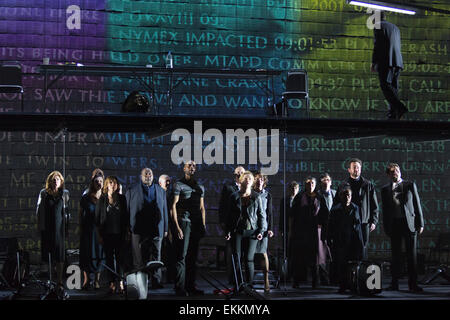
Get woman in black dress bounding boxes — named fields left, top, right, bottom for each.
left=95, top=176, right=128, bottom=293
left=79, top=170, right=105, bottom=290
left=290, top=176, right=329, bottom=289
left=36, top=171, right=69, bottom=295
left=225, top=171, right=267, bottom=287
left=253, top=172, right=273, bottom=292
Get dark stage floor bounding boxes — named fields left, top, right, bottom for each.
left=3, top=269, right=450, bottom=301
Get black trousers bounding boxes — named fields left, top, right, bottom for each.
left=378, top=66, right=406, bottom=114
left=173, top=216, right=203, bottom=291
left=102, top=233, right=123, bottom=283
left=390, top=218, right=418, bottom=287
left=361, top=223, right=370, bottom=260
left=131, top=233, right=163, bottom=285
left=231, top=230, right=258, bottom=285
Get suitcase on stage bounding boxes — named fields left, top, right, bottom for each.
left=348, top=261, right=382, bottom=296
left=126, top=271, right=148, bottom=300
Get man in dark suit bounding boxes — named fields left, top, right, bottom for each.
left=317, top=173, right=336, bottom=284
left=371, top=11, right=408, bottom=120
left=218, top=166, right=245, bottom=230
left=218, top=166, right=245, bottom=283
left=337, top=158, right=379, bottom=260
left=125, top=168, right=168, bottom=289
left=381, top=163, right=424, bottom=292
left=317, top=172, right=336, bottom=211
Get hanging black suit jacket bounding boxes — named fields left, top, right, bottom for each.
left=372, top=20, right=403, bottom=69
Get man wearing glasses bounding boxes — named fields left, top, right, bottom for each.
left=381, top=163, right=424, bottom=292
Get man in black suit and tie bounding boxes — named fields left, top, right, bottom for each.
left=317, top=173, right=336, bottom=211
left=126, top=168, right=168, bottom=289
left=371, top=11, right=408, bottom=120
left=381, top=163, right=424, bottom=292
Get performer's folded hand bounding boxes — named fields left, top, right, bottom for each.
left=257, top=233, right=263, bottom=240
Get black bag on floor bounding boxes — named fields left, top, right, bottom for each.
left=348, top=261, right=382, bottom=296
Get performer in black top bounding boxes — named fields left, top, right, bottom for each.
left=36, top=171, right=69, bottom=296
left=95, top=176, right=128, bottom=294
left=254, top=171, right=273, bottom=292
left=337, top=158, right=379, bottom=260
left=171, top=161, right=206, bottom=296
left=225, top=171, right=267, bottom=287
left=290, top=176, right=329, bottom=289
left=218, top=166, right=245, bottom=284
left=79, top=170, right=104, bottom=290
left=328, top=186, right=364, bottom=294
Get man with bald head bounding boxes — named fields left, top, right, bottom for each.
left=171, top=161, right=206, bottom=296
left=218, top=166, right=246, bottom=283
left=126, top=168, right=168, bottom=289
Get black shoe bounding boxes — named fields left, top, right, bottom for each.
left=396, top=106, right=408, bottom=120
left=187, top=287, right=204, bottom=296
left=387, top=111, right=397, bottom=120
left=292, top=283, right=300, bottom=289
left=337, top=288, right=346, bottom=294
left=151, top=283, right=164, bottom=290
left=409, top=285, right=423, bottom=293
left=175, top=289, right=189, bottom=297
left=81, top=282, right=90, bottom=291
left=386, top=284, right=399, bottom=291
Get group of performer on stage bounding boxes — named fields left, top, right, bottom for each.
left=36, top=158, right=424, bottom=298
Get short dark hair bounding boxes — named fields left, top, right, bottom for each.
left=380, top=11, right=386, bottom=21
left=304, top=176, right=316, bottom=184
left=254, top=171, right=268, bottom=188
left=385, top=163, right=400, bottom=174
left=347, top=158, right=362, bottom=168
left=339, top=185, right=352, bottom=197
left=319, top=172, right=332, bottom=181
left=288, top=181, right=299, bottom=189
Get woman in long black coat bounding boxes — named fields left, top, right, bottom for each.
left=328, top=186, right=364, bottom=293
left=290, top=176, right=329, bottom=288
left=253, top=172, right=273, bottom=292
left=79, top=169, right=105, bottom=290
left=36, top=171, right=69, bottom=296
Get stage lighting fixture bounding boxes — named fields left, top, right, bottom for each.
left=347, top=0, right=416, bottom=15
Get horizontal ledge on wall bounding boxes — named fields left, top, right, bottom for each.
left=0, top=113, right=448, bottom=141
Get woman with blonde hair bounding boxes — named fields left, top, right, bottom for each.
left=36, top=170, right=70, bottom=297
left=95, top=176, right=128, bottom=294
left=225, top=171, right=267, bottom=287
